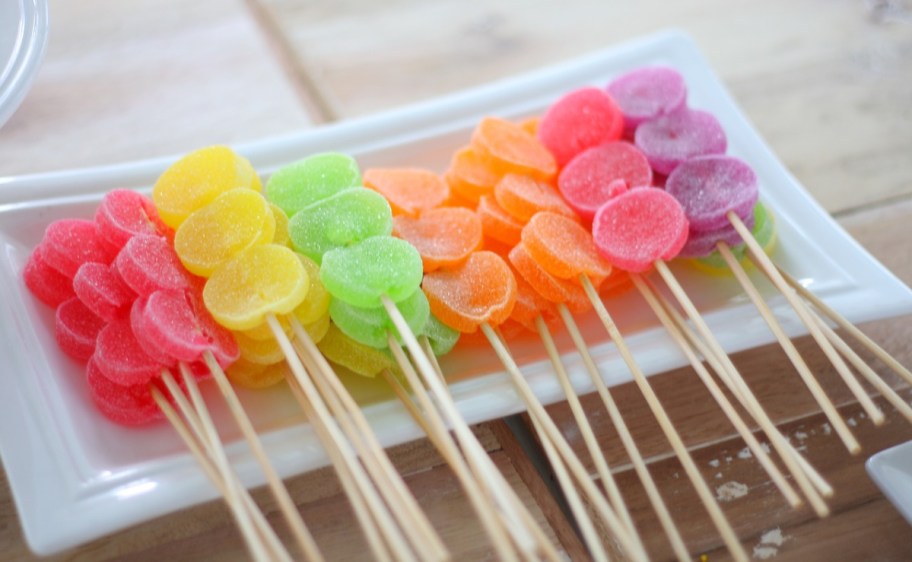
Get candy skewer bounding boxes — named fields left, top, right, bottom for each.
left=727, top=213, right=886, bottom=424
left=287, top=318, right=450, bottom=562
left=778, top=267, right=912, bottom=386
left=557, top=303, right=696, bottom=562
left=578, top=277, right=750, bottom=562
left=716, top=243, right=861, bottom=453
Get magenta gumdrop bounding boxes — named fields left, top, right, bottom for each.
left=23, top=248, right=75, bottom=307
left=537, top=87, right=624, bottom=168
left=73, top=262, right=136, bottom=321
left=606, top=66, right=688, bottom=134
left=634, top=107, right=727, bottom=175
left=55, top=297, right=107, bottom=362
left=557, top=142, right=653, bottom=221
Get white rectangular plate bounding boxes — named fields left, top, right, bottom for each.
left=2, top=30, right=911, bottom=555
left=867, top=441, right=912, bottom=525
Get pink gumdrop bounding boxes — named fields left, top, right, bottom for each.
left=86, top=356, right=163, bottom=426
left=132, top=290, right=239, bottom=369
left=665, top=155, right=759, bottom=232
left=94, top=317, right=164, bottom=386
left=23, top=247, right=75, bottom=307
left=95, top=189, right=172, bottom=252
left=592, top=188, right=689, bottom=273
left=115, top=234, right=193, bottom=297
left=40, top=219, right=117, bottom=278
left=678, top=212, right=756, bottom=258
left=73, top=262, right=136, bottom=321
left=55, top=297, right=107, bottom=362
left=606, top=66, right=688, bottom=133
left=537, top=87, right=624, bottom=168
left=634, top=108, right=727, bottom=175
left=557, top=142, right=652, bottom=221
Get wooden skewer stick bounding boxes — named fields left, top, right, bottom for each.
left=560, top=300, right=700, bottom=562
left=650, top=262, right=834, bottom=511
left=201, top=351, right=325, bottom=562
left=287, top=320, right=449, bottom=562
left=533, top=316, right=632, bottom=561
left=579, top=277, right=750, bottom=562
left=778, top=267, right=912, bottom=387
left=267, top=315, right=416, bottom=562
left=716, top=242, right=861, bottom=454
left=480, top=323, right=650, bottom=562
left=728, top=212, right=886, bottom=425
left=150, top=388, right=294, bottom=562
left=632, top=277, right=803, bottom=508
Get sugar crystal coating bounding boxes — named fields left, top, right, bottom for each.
left=235, top=330, right=286, bottom=365
left=635, top=108, right=727, bottom=175
left=86, top=357, right=163, bottom=426
left=606, top=67, right=687, bottom=132
left=320, top=236, right=423, bottom=308
left=73, top=262, right=136, bottom=322
left=444, top=146, right=503, bottom=204
left=507, top=244, right=590, bottom=313
left=41, top=219, right=116, bottom=278
left=494, top=174, right=576, bottom=223
left=266, top=153, right=361, bottom=217
left=423, top=315, right=461, bottom=356
left=477, top=195, right=524, bottom=246
left=55, top=297, right=106, bottom=361
left=665, top=155, right=759, bottom=231
left=317, top=323, right=397, bottom=378
left=537, top=87, right=624, bottom=167
left=393, top=207, right=483, bottom=272
left=521, top=212, right=612, bottom=283
left=558, top=142, right=652, bottom=220
left=226, top=358, right=289, bottom=390
left=95, top=189, right=171, bottom=251
left=24, top=248, right=75, bottom=307
left=330, top=288, right=430, bottom=349
left=471, top=117, right=557, bottom=182
left=116, top=234, right=194, bottom=297
left=363, top=168, right=450, bottom=217
left=94, top=317, right=164, bottom=386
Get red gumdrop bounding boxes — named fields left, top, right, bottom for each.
left=634, top=107, right=727, bottom=175
left=537, top=87, right=624, bottom=168
left=55, top=297, right=107, bottom=362
left=95, top=189, right=172, bottom=252
left=558, top=142, right=652, bottom=221
left=23, top=247, right=75, bottom=307
left=40, top=219, right=117, bottom=278
left=86, top=356, right=163, bottom=426
left=592, top=188, right=689, bottom=273
left=73, top=262, right=136, bottom=321
left=94, top=317, right=165, bottom=386
left=606, top=67, right=688, bottom=134
left=115, top=234, right=193, bottom=297
left=131, top=290, right=239, bottom=369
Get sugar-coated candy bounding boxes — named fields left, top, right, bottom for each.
left=73, top=262, right=136, bottom=321
left=423, top=315, right=461, bottom=356
left=95, top=189, right=171, bottom=251
left=444, top=147, right=502, bottom=204
left=557, top=142, right=652, bottom=221
left=537, top=87, right=624, bottom=167
left=494, top=173, right=576, bottom=223
left=153, top=146, right=262, bottom=229
left=477, top=195, right=524, bottom=246
left=290, top=255, right=331, bottom=325
left=86, top=357, right=163, bottom=426
left=116, top=234, right=193, bottom=297
left=507, top=244, right=590, bottom=314
left=41, top=219, right=116, bottom=278
left=634, top=108, right=727, bottom=175
left=471, top=117, right=557, bottom=182
left=320, top=236, right=423, bottom=308
left=94, top=317, right=164, bottom=386
left=55, top=297, right=106, bottom=361
left=678, top=213, right=755, bottom=258
left=330, top=288, right=430, bottom=349
left=693, top=202, right=775, bottom=270
left=269, top=203, right=291, bottom=247
left=226, top=358, right=289, bottom=390
left=266, top=153, right=361, bottom=217
left=522, top=212, right=612, bottom=284
left=665, top=155, right=759, bottom=231
left=393, top=207, right=483, bottom=272
left=302, top=310, right=331, bottom=344
left=363, top=168, right=450, bottom=217
left=509, top=272, right=560, bottom=333
left=288, top=188, right=393, bottom=264
left=317, top=324, right=397, bottom=378
left=23, top=249, right=75, bottom=307
left=606, top=67, right=687, bottom=133
left=592, top=188, right=689, bottom=273
left=204, top=244, right=309, bottom=331
left=235, top=330, right=285, bottom=365
left=175, top=188, right=275, bottom=277
left=422, top=251, right=517, bottom=333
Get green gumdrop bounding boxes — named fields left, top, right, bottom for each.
left=288, top=188, right=393, bottom=264
left=317, top=323, right=397, bottom=378
left=424, top=314, right=461, bottom=356
left=266, top=153, right=362, bottom=217
left=329, top=288, right=429, bottom=349
left=321, top=236, right=424, bottom=308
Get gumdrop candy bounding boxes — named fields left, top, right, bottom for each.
left=116, top=234, right=194, bottom=297
left=494, top=173, right=576, bottom=223
left=41, top=219, right=116, bottom=278
left=557, top=142, right=652, bottom=221
left=320, top=236, right=423, bottom=308
left=364, top=168, right=450, bottom=217
left=634, top=107, right=727, bottom=175
left=73, top=262, right=136, bottom=322
left=330, top=288, right=430, bottom=349
left=537, top=87, right=624, bottom=167
left=55, top=297, right=106, bottom=361
left=95, top=189, right=171, bottom=251
left=23, top=248, right=75, bottom=307
left=393, top=207, right=483, bottom=272
left=266, top=152, right=361, bottom=217
left=471, top=117, right=557, bottom=182
left=606, top=67, right=687, bottom=134
left=521, top=212, right=612, bottom=284
left=665, top=155, right=758, bottom=232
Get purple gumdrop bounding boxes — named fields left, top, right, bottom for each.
left=606, top=66, right=688, bottom=133
left=634, top=108, right=727, bottom=175
left=665, top=155, right=759, bottom=232
left=678, top=211, right=756, bottom=258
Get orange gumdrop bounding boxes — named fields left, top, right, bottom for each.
left=519, top=117, right=540, bottom=136
left=508, top=243, right=590, bottom=314
left=393, top=207, right=483, bottom=272
left=510, top=270, right=560, bottom=333
left=363, top=168, right=450, bottom=217
left=445, top=146, right=503, bottom=204
left=522, top=212, right=612, bottom=285
left=422, top=251, right=517, bottom=333
left=471, top=117, right=557, bottom=182
left=600, top=270, right=634, bottom=300
left=494, top=174, right=577, bottom=223
left=477, top=195, right=523, bottom=246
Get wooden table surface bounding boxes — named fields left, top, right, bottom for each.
left=2, top=1, right=912, bottom=560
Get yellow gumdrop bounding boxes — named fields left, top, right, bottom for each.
left=153, top=146, right=262, bottom=229
left=239, top=316, right=291, bottom=342
left=226, top=358, right=288, bottom=389
left=175, top=188, right=275, bottom=277
left=236, top=330, right=285, bottom=365
left=302, top=310, right=331, bottom=344
left=317, top=323, right=395, bottom=378
left=270, top=203, right=291, bottom=247
left=204, top=244, right=309, bottom=331
left=291, top=255, right=330, bottom=325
